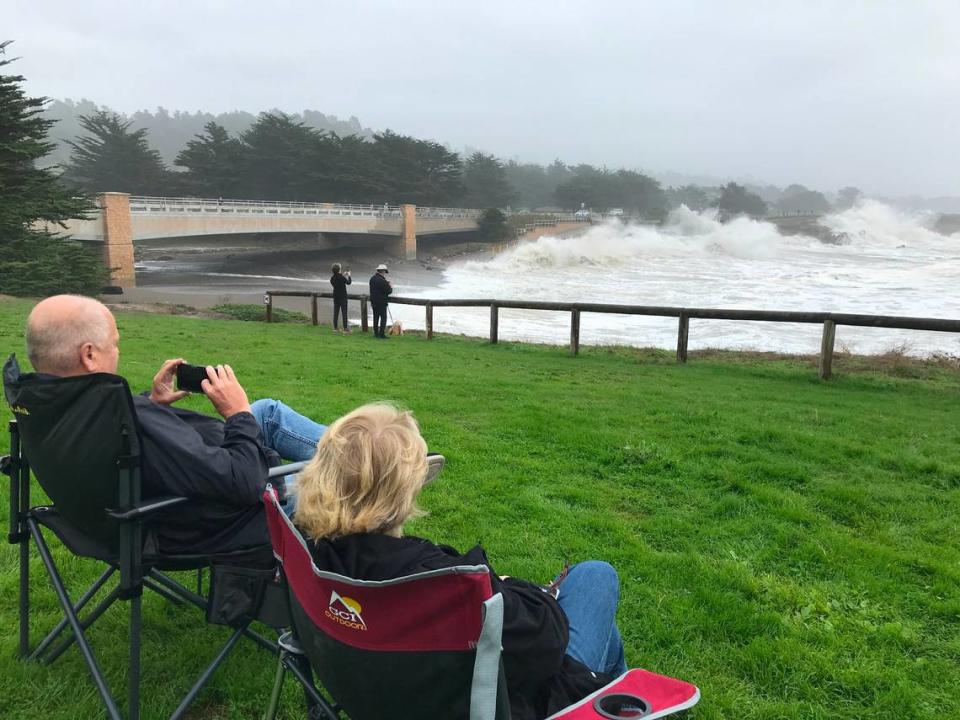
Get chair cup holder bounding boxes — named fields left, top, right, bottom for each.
left=593, top=693, right=650, bottom=719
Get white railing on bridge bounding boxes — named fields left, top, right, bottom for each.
left=415, top=206, right=482, bottom=219
left=513, top=217, right=583, bottom=237
left=127, top=196, right=481, bottom=220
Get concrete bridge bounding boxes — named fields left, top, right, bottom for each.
left=60, top=193, right=482, bottom=287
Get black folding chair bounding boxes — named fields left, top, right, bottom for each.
left=3, top=354, right=298, bottom=720
left=261, top=486, right=700, bottom=720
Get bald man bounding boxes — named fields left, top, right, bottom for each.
left=17, top=295, right=328, bottom=555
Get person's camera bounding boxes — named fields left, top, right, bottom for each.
left=176, top=363, right=209, bottom=393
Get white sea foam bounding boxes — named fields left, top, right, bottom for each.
left=394, top=202, right=960, bottom=356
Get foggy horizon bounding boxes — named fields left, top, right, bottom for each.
left=8, top=1, right=960, bottom=198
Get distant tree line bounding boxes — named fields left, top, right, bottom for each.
left=666, top=182, right=861, bottom=219
left=42, top=99, right=372, bottom=168
left=55, top=109, right=864, bottom=223
left=53, top=110, right=671, bottom=216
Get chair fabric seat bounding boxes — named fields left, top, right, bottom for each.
left=31, top=506, right=213, bottom=572
left=31, top=507, right=117, bottom=564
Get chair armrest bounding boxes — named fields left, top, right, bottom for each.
left=107, top=496, right=188, bottom=521
left=267, top=461, right=306, bottom=479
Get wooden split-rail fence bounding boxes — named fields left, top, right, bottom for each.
left=263, top=291, right=960, bottom=380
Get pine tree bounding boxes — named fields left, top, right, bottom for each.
left=63, top=110, right=171, bottom=195
left=371, top=131, right=464, bottom=207
left=718, top=182, right=768, bottom=219
left=476, top=208, right=510, bottom=241
left=462, top=152, right=517, bottom=209
left=174, top=121, right=245, bottom=197
left=0, top=41, right=106, bottom=296
left=240, top=113, right=322, bottom=200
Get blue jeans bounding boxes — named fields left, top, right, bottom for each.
left=250, top=398, right=327, bottom=461
left=249, top=399, right=326, bottom=514
left=557, top=561, right=628, bottom=677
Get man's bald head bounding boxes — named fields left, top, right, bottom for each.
left=26, top=295, right=119, bottom=376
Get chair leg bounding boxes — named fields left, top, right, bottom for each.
left=16, top=449, right=32, bottom=657
left=168, top=624, right=248, bottom=720
left=29, top=518, right=123, bottom=720
left=148, top=569, right=280, bottom=655
left=143, top=576, right=186, bottom=606
left=19, top=532, right=29, bottom=657
left=150, top=569, right=206, bottom=606
left=263, top=657, right=287, bottom=720
left=129, top=594, right=142, bottom=720
left=42, top=587, right=122, bottom=664
left=30, top=566, right=116, bottom=661
left=284, top=654, right=339, bottom=720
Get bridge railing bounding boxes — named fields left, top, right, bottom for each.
left=128, top=196, right=482, bottom=220
left=128, top=196, right=403, bottom=217
left=263, top=290, right=960, bottom=380
left=513, top=218, right=585, bottom=237
left=415, top=207, right=482, bottom=219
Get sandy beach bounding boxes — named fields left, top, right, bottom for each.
left=108, top=239, right=492, bottom=321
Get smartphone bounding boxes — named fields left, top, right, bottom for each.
left=175, top=363, right=209, bottom=393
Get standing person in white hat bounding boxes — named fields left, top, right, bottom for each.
left=369, top=263, right=393, bottom=339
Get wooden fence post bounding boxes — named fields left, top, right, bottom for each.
left=361, top=298, right=368, bottom=333
left=426, top=302, right=434, bottom=340
left=819, top=319, right=836, bottom=380
left=490, top=304, right=499, bottom=344
left=677, top=312, right=689, bottom=363
left=265, top=292, right=273, bottom=323
left=311, top=294, right=318, bottom=326
left=570, top=308, right=580, bottom=356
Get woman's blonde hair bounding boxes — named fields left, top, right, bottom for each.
left=294, top=403, right=428, bottom=540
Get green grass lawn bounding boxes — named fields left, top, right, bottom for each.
left=1, top=297, right=959, bottom=719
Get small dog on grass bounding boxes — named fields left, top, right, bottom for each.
left=388, top=320, right=404, bottom=336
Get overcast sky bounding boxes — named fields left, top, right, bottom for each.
left=8, top=1, right=960, bottom=197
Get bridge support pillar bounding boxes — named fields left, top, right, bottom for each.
left=99, top=192, right=136, bottom=288
left=389, top=204, right=417, bottom=260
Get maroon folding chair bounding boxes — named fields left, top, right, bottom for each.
left=262, top=486, right=700, bottom=719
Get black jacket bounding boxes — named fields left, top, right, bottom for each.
left=330, top=272, right=352, bottom=301
left=306, top=533, right=609, bottom=720
left=368, top=272, right=392, bottom=306
left=132, top=397, right=280, bottom=554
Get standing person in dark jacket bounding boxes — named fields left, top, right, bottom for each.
left=329, top=263, right=352, bottom=333
left=294, top=403, right=627, bottom=720
left=368, top=263, right=392, bottom=339
left=21, top=295, right=330, bottom=555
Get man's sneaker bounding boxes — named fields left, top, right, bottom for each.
left=425, top=454, right=445, bottom=485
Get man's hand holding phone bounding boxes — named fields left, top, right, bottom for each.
left=151, top=358, right=190, bottom=405
left=201, top=364, right=252, bottom=419
left=171, top=361, right=252, bottom=419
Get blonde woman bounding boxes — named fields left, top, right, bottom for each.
left=294, top=403, right=627, bottom=720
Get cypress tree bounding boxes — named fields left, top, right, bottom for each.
left=0, top=41, right=106, bottom=296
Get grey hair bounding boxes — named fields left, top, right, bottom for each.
left=331, top=263, right=342, bottom=274
left=26, top=296, right=111, bottom=374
